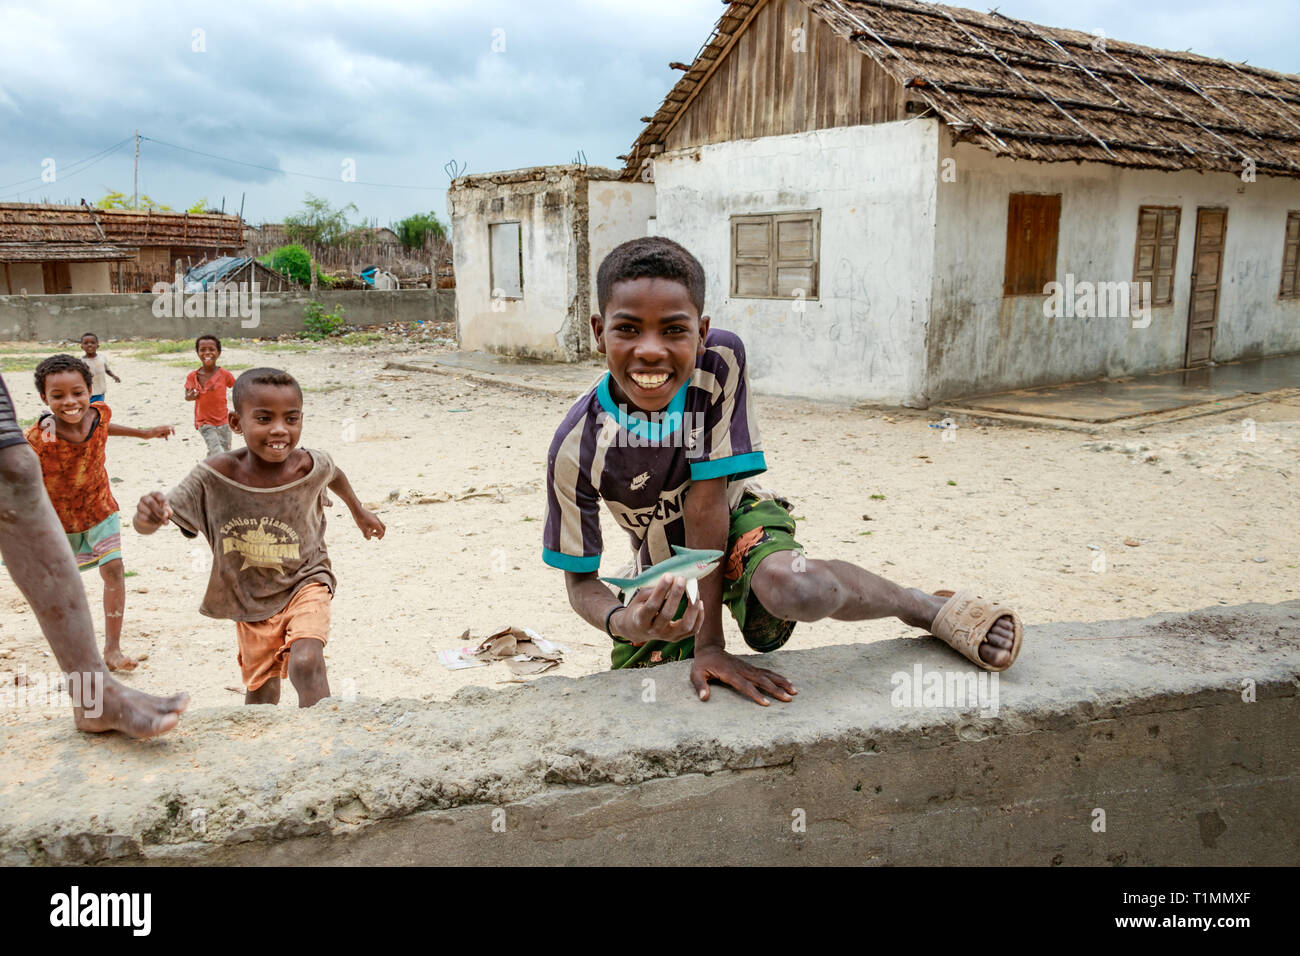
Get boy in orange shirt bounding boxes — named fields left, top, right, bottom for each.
left=185, top=334, right=236, bottom=458
left=26, top=354, right=175, bottom=671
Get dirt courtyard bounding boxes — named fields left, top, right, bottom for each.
left=1, top=331, right=1296, bottom=725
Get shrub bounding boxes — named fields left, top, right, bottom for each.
left=266, top=244, right=312, bottom=286
left=301, top=301, right=347, bottom=341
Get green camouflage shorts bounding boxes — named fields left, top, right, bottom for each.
left=610, top=495, right=801, bottom=669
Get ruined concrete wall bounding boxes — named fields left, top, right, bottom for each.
left=0, top=289, right=455, bottom=341
left=1, top=600, right=1295, bottom=866
left=447, top=166, right=648, bottom=362
left=448, top=167, right=582, bottom=361
left=928, top=141, right=1300, bottom=402
left=653, top=121, right=938, bottom=406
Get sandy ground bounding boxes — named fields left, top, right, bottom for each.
left=1, top=332, right=1297, bottom=726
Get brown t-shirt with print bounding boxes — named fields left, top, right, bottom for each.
left=166, top=448, right=337, bottom=622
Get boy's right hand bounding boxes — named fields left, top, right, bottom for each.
left=612, top=575, right=704, bottom=645
left=184, top=387, right=199, bottom=400
left=135, top=491, right=172, bottom=529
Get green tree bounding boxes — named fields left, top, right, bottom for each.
left=284, top=193, right=357, bottom=246
left=187, top=197, right=210, bottom=214
left=95, top=190, right=172, bottom=211
left=393, top=211, right=447, bottom=250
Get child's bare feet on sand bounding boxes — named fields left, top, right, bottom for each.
left=104, top=647, right=138, bottom=671
left=74, top=679, right=189, bottom=738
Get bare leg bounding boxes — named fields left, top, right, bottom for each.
left=287, top=638, right=329, bottom=708
left=99, top=558, right=136, bottom=671
left=0, top=443, right=187, bottom=737
left=750, top=551, right=1017, bottom=668
left=245, top=677, right=281, bottom=705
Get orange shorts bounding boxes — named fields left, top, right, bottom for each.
left=235, top=582, right=332, bottom=691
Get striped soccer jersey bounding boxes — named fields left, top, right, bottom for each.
left=543, top=327, right=771, bottom=576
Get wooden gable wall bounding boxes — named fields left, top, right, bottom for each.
left=663, top=0, right=908, bottom=151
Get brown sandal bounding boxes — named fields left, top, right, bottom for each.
left=930, top=590, right=1023, bottom=672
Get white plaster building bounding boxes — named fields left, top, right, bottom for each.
left=448, top=0, right=1300, bottom=406
left=620, top=0, right=1300, bottom=405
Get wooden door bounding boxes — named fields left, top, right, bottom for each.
left=1186, top=207, right=1227, bottom=367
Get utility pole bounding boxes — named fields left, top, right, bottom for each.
left=132, top=130, right=139, bottom=209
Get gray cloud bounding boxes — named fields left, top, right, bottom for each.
left=0, top=0, right=1294, bottom=225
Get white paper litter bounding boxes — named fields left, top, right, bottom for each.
left=437, top=646, right=489, bottom=670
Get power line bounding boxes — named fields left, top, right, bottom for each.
left=0, top=136, right=135, bottom=195
left=141, top=136, right=445, bottom=191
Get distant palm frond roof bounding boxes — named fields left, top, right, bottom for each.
left=622, top=0, right=1300, bottom=179
left=0, top=242, right=137, bottom=263
left=0, top=203, right=244, bottom=247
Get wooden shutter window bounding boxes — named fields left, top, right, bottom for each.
left=1003, top=193, right=1061, bottom=296
left=1281, top=211, right=1300, bottom=299
left=1133, top=205, right=1180, bottom=308
left=731, top=211, right=820, bottom=299
left=732, top=216, right=772, bottom=297
left=774, top=213, right=819, bottom=298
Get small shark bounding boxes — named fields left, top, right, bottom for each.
left=601, top=545, right=724, bottom=605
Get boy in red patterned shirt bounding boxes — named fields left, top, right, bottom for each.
left=26, top=354, right=174, bottom=671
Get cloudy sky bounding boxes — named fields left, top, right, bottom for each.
left=0, top=0, right=1294, bottom=229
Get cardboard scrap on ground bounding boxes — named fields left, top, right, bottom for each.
left=437, top=626, right=568, bottom=676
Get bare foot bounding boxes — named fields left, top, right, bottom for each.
left=104, top=647, right=138, bottom=671
left=979, top=615, right=1017, bottom=668
left=74, top=676, right=189, bottom=738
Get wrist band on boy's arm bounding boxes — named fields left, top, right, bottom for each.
left=605, top=605, right=630, bottom=644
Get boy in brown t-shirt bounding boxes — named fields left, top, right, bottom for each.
left=134, top=367, right=385, bottom=707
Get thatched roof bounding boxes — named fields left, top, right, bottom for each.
left=0, top=203, right=244, bottom=248
left=622, top=0, right=1300, bottom=179
left=0, top=242, right=137, bottom=263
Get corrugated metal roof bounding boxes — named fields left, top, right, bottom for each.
left=183, top=255, right=250, bottom=290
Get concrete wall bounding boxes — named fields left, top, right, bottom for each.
left=449, top=169, right=583, bottom=361
left=587, top=180, right=657, bottom=320
left=0, top=289, right=454, bottom=341
left=653, top=120, right=939, bottom=406
left=1, top=599, right=1295, bottom=865
left=928, top=140, right=1300, bottom=401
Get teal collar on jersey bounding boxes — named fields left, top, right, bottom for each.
left=597, top=372, right=689, bottom=442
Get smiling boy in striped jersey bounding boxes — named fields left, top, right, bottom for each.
left=543, top=237, right=1023, bottom=705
